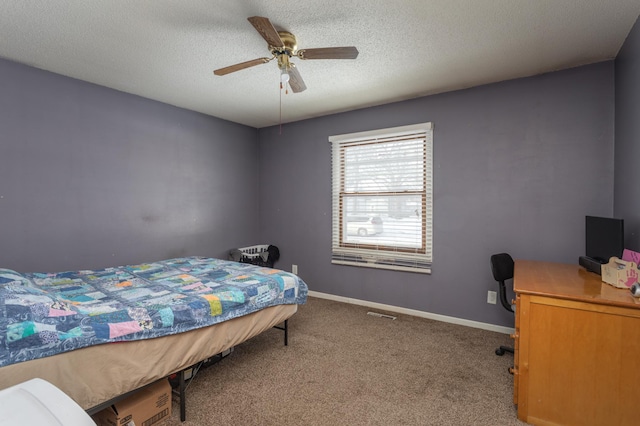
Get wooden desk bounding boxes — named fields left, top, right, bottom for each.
left=513, top=260, right=640, bottom=426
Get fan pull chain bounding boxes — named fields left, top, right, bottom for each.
left=279, top=81, right=283, bottom=134
left=279, top=80, right=291, bottom=134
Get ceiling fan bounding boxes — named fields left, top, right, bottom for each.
left=213, top=16, right=359, bottom=93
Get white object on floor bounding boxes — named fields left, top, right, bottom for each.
left=0, top=378, right=96, bottom=425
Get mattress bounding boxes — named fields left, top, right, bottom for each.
left=0, top=256, right=308, bottom=410
left=0, top=256, right=307, bottom=367
left=0, top=303, right=297, bottom=410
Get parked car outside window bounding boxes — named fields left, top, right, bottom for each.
left=346, top=215, right=384, bottom=236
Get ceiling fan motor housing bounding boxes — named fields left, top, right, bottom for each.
left=272, top=31, right=297, bottom=70
left=271, top=31, right=297, bottom=56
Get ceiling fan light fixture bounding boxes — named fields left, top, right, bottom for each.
left=280, top=68, right=290, bottom=84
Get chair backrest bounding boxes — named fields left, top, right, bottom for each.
left=491, top=253, right=515, bottom=313
left=491, top=253, right=514, bottom=283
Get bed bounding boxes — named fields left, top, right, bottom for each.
left=0, top=256, right=308, bottom=420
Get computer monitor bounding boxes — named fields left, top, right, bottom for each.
left=585, top=216, right=624, bottom=263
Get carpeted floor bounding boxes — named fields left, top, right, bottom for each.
left=164, top=296, right=525, bottom=425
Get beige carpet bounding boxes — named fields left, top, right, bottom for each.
left=164, top=297, right=525, bottom=425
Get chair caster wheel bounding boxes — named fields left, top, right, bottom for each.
left=496, top=348, right=505, bottom=356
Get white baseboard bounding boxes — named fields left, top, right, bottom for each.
left=307, top=290, right=514, bottom=335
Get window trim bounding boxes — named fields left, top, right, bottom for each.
left=330, top=122, right=433, bottom=274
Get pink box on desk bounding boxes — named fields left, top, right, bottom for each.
left=622, top=249, right=640, bottom=264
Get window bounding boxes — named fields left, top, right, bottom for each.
left=330, top=122, right=433, bottom=273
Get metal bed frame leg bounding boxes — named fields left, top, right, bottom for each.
left=274, top=319, right=288, bottom=346
left=284, top=319, right=288, bottom=346
left=179, top=369, right=186, bottom=422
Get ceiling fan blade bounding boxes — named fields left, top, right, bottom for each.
left=288, top=65, right=307, bottom=93
left=213, top=57, right=271, bottom=76
left=247, top=16, right=284, bottom=48
left=297, top=46, right=359, bottom=60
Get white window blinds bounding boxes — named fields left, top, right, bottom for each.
left=330, top=123, right=433, bottom=273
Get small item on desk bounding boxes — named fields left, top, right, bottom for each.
left=631, top=283, right=640, bottom=298
left=601, top=257, right=639, bottom=289
left=622, top=248, right=640, bottom=264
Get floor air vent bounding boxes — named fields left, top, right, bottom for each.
left=367, top=311, right=397, bottom=320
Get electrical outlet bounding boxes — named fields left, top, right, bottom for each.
left=292, top=264, right=298, bottom=275
left=487, top=290, right=497, bottom=304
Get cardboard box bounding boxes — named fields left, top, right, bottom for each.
left=92, top=379, right=171, bottom=426
left=601, top=256, right=639, bottom=289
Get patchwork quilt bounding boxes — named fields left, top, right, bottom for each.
left=0, top=256, right=308, bottom=367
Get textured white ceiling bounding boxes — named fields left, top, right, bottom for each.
left=1, top=1, right=638, bottom=128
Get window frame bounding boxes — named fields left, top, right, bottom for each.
left=330, top=122, right=433, bottom=274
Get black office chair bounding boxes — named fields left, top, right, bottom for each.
left=491, top=253, right=515, bottom=356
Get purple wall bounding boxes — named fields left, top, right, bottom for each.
left=615, top=17, right=640, bottom=250
left=258, top=62, right=615, bottom=327
left=0, top=58, right=259, bottom=272
left=0, top=49, right=621, bottom=328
